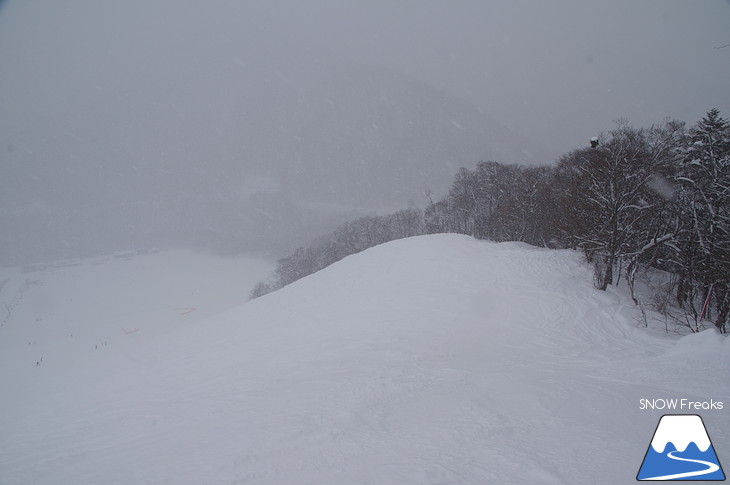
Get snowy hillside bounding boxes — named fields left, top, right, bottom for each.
left=0, top=250, right=272, bottom=370
left=1, top=235, right=728, bottom=484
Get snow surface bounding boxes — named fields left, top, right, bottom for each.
left=1, top=235, right=728, bottom=484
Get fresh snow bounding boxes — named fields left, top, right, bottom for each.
left=0, top=234, right=728, bottom=484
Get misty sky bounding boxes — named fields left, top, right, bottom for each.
left=2, top=0, right=728, bottom=160
left=1, top=0, right=729, bottom=263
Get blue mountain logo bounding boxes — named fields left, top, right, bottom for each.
left=637, top=414, right=725, bottom=481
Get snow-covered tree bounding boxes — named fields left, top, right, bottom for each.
left=674, top=109, right=730, bottom=331
left=556, top=120, right=681, bottom=292
left=252, top=209, right=425, bottom=298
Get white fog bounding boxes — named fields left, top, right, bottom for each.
left=1, top=0, right=728, bottom=264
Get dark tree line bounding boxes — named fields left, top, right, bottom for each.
left=426, top=110, right=729, bottom=332
left=251, top=110, right=728, bottom=332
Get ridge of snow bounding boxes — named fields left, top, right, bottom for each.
left=1, top=234, right=728, bottom=485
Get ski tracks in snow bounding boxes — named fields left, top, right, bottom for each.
left=2, top=235, right=726, bottom=485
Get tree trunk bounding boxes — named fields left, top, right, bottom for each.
left=715, top=286, right=729, bottom=333
left=600, top=253, right=614, bottom=291
left=626, top=259, right=639, bottom=305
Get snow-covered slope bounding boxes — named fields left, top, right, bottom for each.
left=1, top=235, right=728, bottom=484
left=0, top=249, right=272, bottom=372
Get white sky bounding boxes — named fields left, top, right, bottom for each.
left=0, top=0, right=729, bottom=262
left=1, top=0, right=728, bottom=161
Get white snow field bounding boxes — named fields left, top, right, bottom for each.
left=0, top=235, right=728, bottom=484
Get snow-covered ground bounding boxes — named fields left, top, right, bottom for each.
left=0, top=235, right=727, bottom=484
left=0, top=250, right=273, bottom=358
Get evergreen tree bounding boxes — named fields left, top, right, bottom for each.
left=675, top=109, right=730, bottom=330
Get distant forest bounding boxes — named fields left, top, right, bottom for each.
left=252, top=109, right=729, bottom=333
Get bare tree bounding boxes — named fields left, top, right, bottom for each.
left=556, top=121, right=680, bottom=292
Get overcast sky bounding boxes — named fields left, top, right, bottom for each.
left=1, top=0, right=729, bottom=263
left=1, top=0, right=728, bottom=161
left=297, top=0, right=730, bottom=156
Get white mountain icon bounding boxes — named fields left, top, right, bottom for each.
left=650, top=415, right=711, bottom=453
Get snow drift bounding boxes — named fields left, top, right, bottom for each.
left=0, top=234, right=728, bottom=484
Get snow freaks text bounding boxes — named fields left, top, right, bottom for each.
left=639, top=399, right=724, bottom=411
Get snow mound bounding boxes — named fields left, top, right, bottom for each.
left=0, top=234, right=727, bottom=485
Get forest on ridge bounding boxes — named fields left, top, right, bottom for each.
left=255, top=110, right=730, bottom=333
